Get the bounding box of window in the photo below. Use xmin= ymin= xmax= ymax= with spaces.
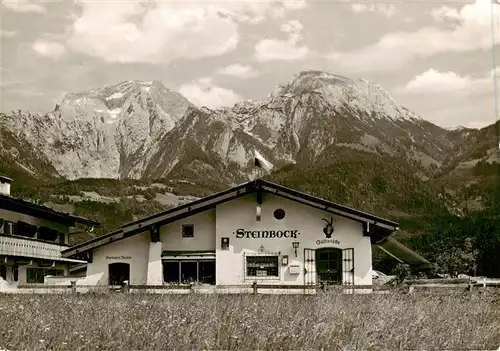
xmin=246 ymin=255 xmax=279 ymax=278
xmin=162 ymin=260 xmax=215 ymax=285
xmin=16 ymin=221 xmax=37 ymax=238
xmin=182 ymin=224 xmax=194 ymax=238
xmin=26 ymin=268 xmax=64 ymax=284
xmin=163 ymin=261 xmax=179 ymax=283
xmin=316 ymin=248 xmax=342 ymax=284
xmin=198 ymin=261 xmax=215 ymax=284
xmin=273 ymin=209 xmax=285 ymax=220
xmin=2 ymin=221 xmax=13 ymax=234
xmin=38 ymin=226 xmax=59 ymax=242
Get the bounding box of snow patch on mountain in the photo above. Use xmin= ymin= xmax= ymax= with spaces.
xmin=106 ymin=92 xmax=124 ymax=100
xmin=272 ymin=71 xmax=421 ymax=123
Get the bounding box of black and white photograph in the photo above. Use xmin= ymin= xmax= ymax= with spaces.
xmin=1 ymin=0 xmax=499 ymax=349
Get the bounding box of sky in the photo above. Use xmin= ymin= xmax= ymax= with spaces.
xmin=1 ymin=0 xmax=499 ymax=129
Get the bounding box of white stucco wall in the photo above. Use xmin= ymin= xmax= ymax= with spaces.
xmin=160 ymin=209 xmax=216 ymax=251
xmin=81 ymin=192 xmax=374 ymax=288
xmin=215 ymin=193 xmax=372 ymax=286
xmin=86 ymin=233 xmax=150 ymax=285
xmin=0 ymin=182 xmax=11 ymax=196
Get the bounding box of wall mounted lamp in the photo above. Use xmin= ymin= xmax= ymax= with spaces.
xmin=292 ymin=242 xmax=300 ymax=257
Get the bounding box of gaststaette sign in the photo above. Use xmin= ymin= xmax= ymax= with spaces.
xmin=233 ymin=228 xmax=300 ymax=239
xmin=316 ymin=238 xmax=340 ymax=245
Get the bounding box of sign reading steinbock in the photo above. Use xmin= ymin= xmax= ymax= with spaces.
xmin=233 ymin=228 xmax=300 ymax=239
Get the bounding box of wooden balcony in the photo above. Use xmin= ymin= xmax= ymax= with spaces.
xmin=0 ymin=234 xmax=69 ymax=260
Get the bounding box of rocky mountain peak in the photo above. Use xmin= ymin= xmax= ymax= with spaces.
xmin=2 ymin=70 xmax=490 ymax=184
xmin=60 ymin=80 xmax=192 ymax=115
xmin=270 ymin=70 xmax=421 ymax=123
xmin=271 ymin=70 xmax=357 ymax=97
xmin=1 ymin=79 xmax=197 ymax=180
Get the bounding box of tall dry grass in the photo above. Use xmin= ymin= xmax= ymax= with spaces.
xmin=0 ymin=291 xmax=499 ymax=350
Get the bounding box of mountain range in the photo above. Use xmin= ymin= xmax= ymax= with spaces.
xmin=1 ymin=70 xmax=499 ymax=241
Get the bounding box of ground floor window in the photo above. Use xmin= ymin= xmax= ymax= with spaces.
xmin=26 ymin=267 xmax=64 ymax=284
xmin=245 ymin=255 xmax=279 ymax=278
xmin=199 ymin=261 xmax=215 ymax=284
xmin=163 ymin=260 xmax=215 ymax=285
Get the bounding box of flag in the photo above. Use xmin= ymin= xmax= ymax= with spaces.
xmin=279 ymin=159 xmax=297 ymax=172
xmin=254 ymin=150 xmax=274 ymax=173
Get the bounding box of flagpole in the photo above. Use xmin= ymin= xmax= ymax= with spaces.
xmin=491 ymin=0 xmax=499 ymax=138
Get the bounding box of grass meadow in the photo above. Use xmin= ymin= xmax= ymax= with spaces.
xmin=1 ymin=291 xmax=500 ymax=351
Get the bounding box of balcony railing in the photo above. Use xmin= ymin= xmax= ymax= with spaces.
xmin=0 ymin=234 xmax=68 ymax=260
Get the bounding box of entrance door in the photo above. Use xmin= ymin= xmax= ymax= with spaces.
xmin=316 ymin=248 xmax=343 ymax=284
xmin=108 ymin=263 xmax=130 ymax=285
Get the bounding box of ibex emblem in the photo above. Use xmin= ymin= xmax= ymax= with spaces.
xmin=322 ymin=217 xmax=334 ymax=238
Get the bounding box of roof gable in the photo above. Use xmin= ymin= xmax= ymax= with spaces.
xmin=121 ymin=179 xmax=398 ymax=229
xmin=0 ymin=194 xmax=100 ymax=227
xmin=62 ymin=179 xmax=399 ymax=258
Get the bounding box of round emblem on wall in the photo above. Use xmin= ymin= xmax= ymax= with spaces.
xmin=274 ymin=208 xmax=285 ymax=220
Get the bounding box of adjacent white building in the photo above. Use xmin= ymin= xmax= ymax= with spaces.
xmin=61 ymin=179 xmax=430 ymax=290
xmin=0 ymin=175 xmax=100 ymax=286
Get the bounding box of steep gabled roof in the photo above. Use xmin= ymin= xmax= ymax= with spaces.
xmin=61 ymin=179 xmax=399 ymax=258
xmin=0 ymin=194 xmax=100 ymax=228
